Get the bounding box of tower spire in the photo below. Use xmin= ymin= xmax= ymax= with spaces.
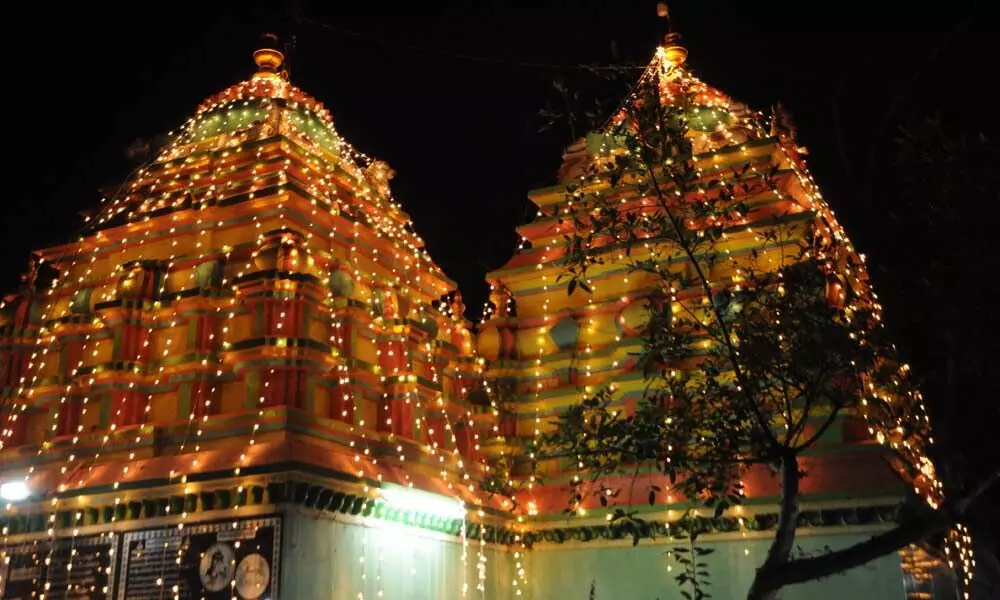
xmin=656 ymin=3 xmax=688 ymax=66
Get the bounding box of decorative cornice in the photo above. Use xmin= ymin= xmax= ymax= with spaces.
xmin=0 ymin=478 xmax=519 ymax=545
xmin=523 ymin=504 xmax=900 ymax=546
xmin=0 ymin=472 xmax=900 ymax=551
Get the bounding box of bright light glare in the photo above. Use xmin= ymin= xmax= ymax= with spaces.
xmin=380 ymin=484 xmax=465 ymax=520
xmin=0 ymin=481 xmax=31 ymax=501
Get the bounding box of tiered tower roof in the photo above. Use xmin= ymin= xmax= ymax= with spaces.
xmin=92 ymin=45 xmax=450 ymax=297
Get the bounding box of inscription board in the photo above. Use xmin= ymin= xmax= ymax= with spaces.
xmin=116 ymin=516 xmax=280 ymax=600
xmin=0 ymin=534 xmax=115 ymax=599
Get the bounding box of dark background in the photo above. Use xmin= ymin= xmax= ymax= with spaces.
xmin=6 ymin=0 xmax=997 ymax=594
xmin=6 ymin=1 xmax=990 ymax=313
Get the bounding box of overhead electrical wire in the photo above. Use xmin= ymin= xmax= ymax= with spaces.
xmin=302 ymin=17 xmax=645 ymax=72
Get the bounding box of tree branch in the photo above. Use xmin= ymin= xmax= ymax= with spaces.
xmin=793 ymin=405 xmax=842 ymax=451
xmin=752 ymin=468 xmax=1000 ymax=595
xmin=642 ymin=163 xmax=781 ymax=452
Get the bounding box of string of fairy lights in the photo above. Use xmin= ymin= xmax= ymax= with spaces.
xmin=0 ymin=180 xmax=149 ymax=593
xmin=11 ymin=229 xmax=109 ymax=595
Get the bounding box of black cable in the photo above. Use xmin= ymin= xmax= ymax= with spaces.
xmin=302 ymin=17 xmax=645 ymax=72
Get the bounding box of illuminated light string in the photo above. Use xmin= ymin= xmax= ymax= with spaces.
xmin=357 ymin=291 xmax=418 ymax=592
xmin=58 ymin=258 xmax=170 ymax=592
xmin=668 ymin=79 xmax=973 ymax=584
xmin=155 ymin=164 xmax=233 ymax=599
xmin=477 ymin=266 xmax=533 ymax=595
xmin=357 ymin=509 xmax=376 ymax=599
xmin=343 ymin=221 xmax=404 ymax=495
xmin=356 ymin=237 xmax=496 ymax=593
xmin=39 ymin=330 xmax=98 ymax=596
xmin=423 ymin=349 xmax=491 ymax=596
xmin=203 ymin=240 xmax=253 ymax=547
xmin=453 ymin=367 xmax=498 ymax=595
xmin=26 ymin=94 xmax=246 ymax=591
xmin=231 ymin=139 xmax=292 ymax=499
xmin=167 ymin=146 xmax=232 ymax=487
xmin=362 ymin=272 xmax=471 ymax=595
xmin=117 ymin=126 xmax=245 ymax=572
xmin=19 ymin=241 xmax=105 ymax=597
xmin=0 ymin=186 xmax=134 ymax=588
xmin=5 ymin=205 xmax=133 ymax=593
xmin=66 ymin=149 xmax=223 ymax=590
xmin=338 ymin=219 xmax=398 ymax=600
xmin=231 ymin=146 xmax=287 ymax=518
xmin=112 ymin=108 xmax=312 ymax=591
xmin=476 ymin=518 xmax=488 ymax=598
xmin=475 ymin=296 xmax=521 ymax=523
xmin=1 ymin=247 xmax=79 ymax=451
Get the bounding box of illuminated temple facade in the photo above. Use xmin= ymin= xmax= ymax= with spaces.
xmin=0 ymin=36 xmax=951 ymax=600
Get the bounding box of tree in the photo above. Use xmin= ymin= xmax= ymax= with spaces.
xmin=535 ymin=50 xmax=997 ymax=600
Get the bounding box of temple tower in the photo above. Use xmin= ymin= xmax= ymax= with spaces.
xmin=0 ymin=41 xmax=514 ymax=599
xmin=477 ymin=20 xmax=958 ymax=600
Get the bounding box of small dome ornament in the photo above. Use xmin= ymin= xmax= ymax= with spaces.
xmin=663 ymin=31 xmax=688 ymax=67
xmin=253 ymin=34 xmax=285 ymax=78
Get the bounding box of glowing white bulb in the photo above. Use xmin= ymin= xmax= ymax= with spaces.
xmin=0 ymin=481 xmax=31 ymax=501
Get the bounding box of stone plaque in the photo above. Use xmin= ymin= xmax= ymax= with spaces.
xmin=116 ymin=516 xmax=280 ymax=600
xmin=0 ymin=534 xmax=115 ymax=599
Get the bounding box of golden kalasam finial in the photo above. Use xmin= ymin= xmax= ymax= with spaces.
xmin=253 ymin=33 xmax=285 ymax=76
xmin=663 ymin=31 xmax=688 ymax=66
xmin=657 ymin=3 xmax=688 ymax=66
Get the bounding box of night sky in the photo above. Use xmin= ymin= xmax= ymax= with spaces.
xmin=5 ymin=1 xmax=987 ymax=314
xmin=4 ymin=0 xmax=999 ymax=587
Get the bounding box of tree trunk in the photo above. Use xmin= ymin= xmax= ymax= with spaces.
xmin=746 ymin=452 xmax=800 ymax=600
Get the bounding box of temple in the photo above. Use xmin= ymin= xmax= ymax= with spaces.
xmin=0 ymin=22 xmax=960 ymax=600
